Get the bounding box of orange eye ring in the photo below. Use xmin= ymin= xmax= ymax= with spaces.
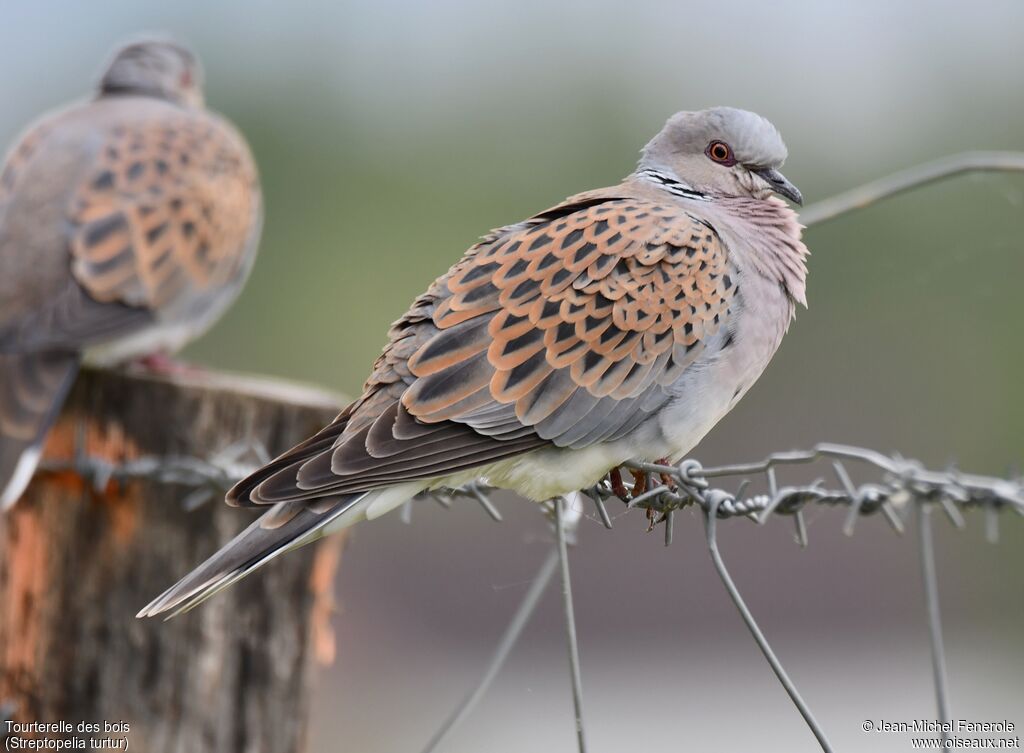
xmin=706 ymin=140 xmax=736 ymax=166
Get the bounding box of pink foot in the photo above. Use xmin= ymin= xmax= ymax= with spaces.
xmin=132 ymin=353 xmax=204 ymax=377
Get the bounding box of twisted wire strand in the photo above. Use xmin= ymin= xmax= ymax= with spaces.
xmin=421 ymin=444 xmax=1020 ymax=753
xmin=32 ymin=436 xmax=1023 ymax=753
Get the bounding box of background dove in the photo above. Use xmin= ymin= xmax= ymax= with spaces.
xmin=140 ymin=106 xmax=806 ymax=618
xmin=0 ymin=38 xmax=262 ymax=509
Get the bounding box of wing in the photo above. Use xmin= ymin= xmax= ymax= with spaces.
xmin=0 ymin=103 xmax=260 ymax=352
xmin=231 ymin=195 xmax=735 ymax=507
xmin=67 ymin=110 xmax=260 ymax=311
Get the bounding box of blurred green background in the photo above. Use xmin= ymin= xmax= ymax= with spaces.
xmin=2 ymin=1 xmax=1022 ymax=750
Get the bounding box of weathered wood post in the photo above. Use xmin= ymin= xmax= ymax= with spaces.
xmin=0 ymin=367 xmax=344 ymax=753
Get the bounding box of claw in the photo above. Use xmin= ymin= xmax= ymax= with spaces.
xmin=630 ymin=469 xmax=648 ymax=496
xmin=608 ymin=467 xmax=630 ymax=502
xmin=131 ymin=353 xmax=203 ymax=377
xmin=653 ymin=457 xmax=677 ymax=491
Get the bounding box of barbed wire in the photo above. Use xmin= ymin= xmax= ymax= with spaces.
xmin=33 ymin=437 xmax=1023 ymax=753
xmin=36 ymin=429 xmax=270 ymax=511
xmin=42 ymin=439 xmax=1021 ymax=530
xmin=415 ymin=445 xmax=1021 ymax=753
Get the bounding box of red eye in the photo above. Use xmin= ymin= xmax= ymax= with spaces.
xmin=180 ymin=69 xmax=192 ymax=87
xmin=706 ymin=140 xmax=735 ymax=165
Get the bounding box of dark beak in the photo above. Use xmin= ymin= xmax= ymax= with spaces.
xmin=754 ymin=167 xmax=803 ymax=206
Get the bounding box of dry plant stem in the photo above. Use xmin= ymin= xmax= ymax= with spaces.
xmin=556 ymin=497 xmax=588 ymax=753
xmin=917 ymin=505 xmax=953 ymax=749
xmin=702 ymin=499 xmax=835 ymax=753
xmin=800 ymin=151 xmax=1024 ymax=227
xmin=419 ymin=549 xmax=559 ymax=753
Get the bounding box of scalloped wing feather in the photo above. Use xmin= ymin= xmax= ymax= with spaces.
xmin=68 ymin=112 xmax=260 ymax=310
xmin=405 ymin=198 xmax=735 ymax=440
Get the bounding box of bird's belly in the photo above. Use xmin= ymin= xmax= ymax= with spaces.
xmin=656 ymin=357 xmax=756 ymax=461
xmin=83 ymin=319 xmax=204 ymax=366
xmin=442 ymin=440 xmax=643 ymax=502
xmin=658 ymin=286 xmax=793 ymax=461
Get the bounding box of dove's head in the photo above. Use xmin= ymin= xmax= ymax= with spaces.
xmin=99 ymin=38 xmax=204 ymax=108
xmin=639 ymin=107 xmax=801 ymax=205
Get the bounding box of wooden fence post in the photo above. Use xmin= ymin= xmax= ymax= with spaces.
xmin=0 ymin=366 xmax=344 ymax=753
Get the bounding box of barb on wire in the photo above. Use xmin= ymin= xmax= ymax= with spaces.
xmin=37 ymin=434 xmax=269 ymax=509
xmin=594 ymin=443 xmax=1024 ymax=533
xmin=413 ymin=481 xmax=503 ymax=522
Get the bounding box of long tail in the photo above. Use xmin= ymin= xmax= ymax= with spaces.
xmin=137 ymin=492 xmax=374 ymax=619
xmin=0 ymin=351 xmax=80 ymax=510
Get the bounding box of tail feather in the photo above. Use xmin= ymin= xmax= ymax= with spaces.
xmin=0 ymin=351 xmax=80 ymax=510
xmin=137 ymin=492 xmax=372 ymax=619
